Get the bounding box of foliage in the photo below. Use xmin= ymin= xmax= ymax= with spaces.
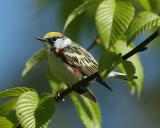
xmin=127 ymin=11 xmax=160 ymax=45
xmin=96 ymin=0 xmax=135 ymax=49
xmin=98 ymin=51 xmax=122 ymax=79
xmin=16 ymin=91 xmax=55 ymax=128
xmin=71 ymin=92 xmax=101 ymax=128
xmin=21 ymin=48 xmax=47 ymax=78
xmin=1 ymin=0 xmax=160 ymax=128
xmin=113 ymin=39 xmax=144 ymax=95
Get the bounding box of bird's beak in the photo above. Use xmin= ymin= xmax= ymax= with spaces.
xmin=35 ymin=36 xmax=47 ymax=42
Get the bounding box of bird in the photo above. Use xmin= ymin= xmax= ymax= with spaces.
xmin=36 ymin=32 xmax=135 ymax=101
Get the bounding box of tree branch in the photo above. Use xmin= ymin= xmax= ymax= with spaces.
xmin=55 ymin=30 xmax=159 ymax=102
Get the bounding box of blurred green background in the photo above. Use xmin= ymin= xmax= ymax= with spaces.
xmin=0 ymin=0 xmax=160 ymax=128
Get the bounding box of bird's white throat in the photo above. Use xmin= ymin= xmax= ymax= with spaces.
xmin=54 ymin=38 xmax=72 ymax=52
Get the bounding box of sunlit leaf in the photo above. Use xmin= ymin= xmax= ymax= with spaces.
xmin=22 ymin=48 xmax=47 ymax=78
xmin=0 ymin=116 xmax=14 ymax=128
xmin=138 ymin=0 xmax=151 ymax=11
xmin=16 ymin=91 xmax=38 ymax=128
xmin=0 ymin=87 xmax=32 ymax=99
xmin=127 ymin=11 xmax=160 ymax=45
xmin=98 ymin=51 xmax=122 ymax=79
xmin=64 ymin=0 xmax=101 ymax=31
xmin=16 ymin=91 xmax=55 ymax=128
xmin=96 ymin=0 xmax=134 ymax=49
xmin=71 ymin=92 xmax=101 ymax=128
xmin=138 ymin=0 xmax=160 ymax=13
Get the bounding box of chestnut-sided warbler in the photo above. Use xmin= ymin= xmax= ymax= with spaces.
xmin=36 ymin=32 xmax=129 ymax=101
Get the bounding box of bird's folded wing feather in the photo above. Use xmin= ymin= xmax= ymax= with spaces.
xmin=63 ymin=43 xmax=98 ymax=76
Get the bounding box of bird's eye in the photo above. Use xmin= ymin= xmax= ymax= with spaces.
xmin=52 ymin=37 xmax=57 ymax=41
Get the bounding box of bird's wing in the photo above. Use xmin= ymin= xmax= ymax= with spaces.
xmin=63 ymin=43 xmax=98 ymax=76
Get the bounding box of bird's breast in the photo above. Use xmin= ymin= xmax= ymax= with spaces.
xmin=48 ymin=54 xmax=82 ymax=85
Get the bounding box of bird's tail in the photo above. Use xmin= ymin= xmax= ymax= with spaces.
xmin=108 ymin=71 xmax=138 ymax=80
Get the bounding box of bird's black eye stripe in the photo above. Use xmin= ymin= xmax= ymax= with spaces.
xmin=47 ymin=36 xmax=63 ymax=45
xmin=48 ymin=36 xmax=63 ymax=42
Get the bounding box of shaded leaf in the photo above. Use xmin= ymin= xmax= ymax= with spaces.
xmin=16 ymin=91 xmax=55 ymax=128
xmin=63 ymin=0 xmax=101 ymax=31
xmin=0 ymin=98 xmax=17 ymax=115
xmin=22 ymin=48 xmax=47 ymax=78
xmin=0 ymin=87 xmax=32 ymax=99
xmin=96 ymin=0 xmax=134 ymax=49
xmin=127 ymin=11 xmax=160 ymax=45
xmin=98 ymin=51 xmax=122 ymax=79
xmin=71 ymin=92 xmax=101 ymax=128
xmin=48 ymin=68 xmax=66 ymax=96
xmin=122 ymin=60 xmax=136 ymax=80
xmin=48 ymin=54 xmax=80 ymax=85
xmin=35 ymin=94 xmax=55 ymax=128
xmin=0 ymin=116 xmax=14 ymax=128
xmin=113 ymin=39 xmax=143 ymax=96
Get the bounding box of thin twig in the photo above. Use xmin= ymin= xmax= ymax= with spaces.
xmin=87 ymin=40 xmax=97 ymax=51
xmin=122 ymin=30 xmax=159 ymax=60
xmin=87 ymin=36 xmax=99 ymax=51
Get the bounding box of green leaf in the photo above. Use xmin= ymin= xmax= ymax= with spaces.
xmin=96 ymin=0 xmax=134 ymax=49
xmin=63 ymin=0 xmax=101 ymax=31
xmin=22 ymin=48 xmax=47 ymax=78
xmin=71 ymin=92 xmax=101 ymax=128
xmin=0 ymin=116 xmax=14 ymax=128
xmin=16 ymin=91 xmax=55 ymax=128
xmin=113 ymin=39 xmax=144 ymax=96
xmin=0 ymin=87 xmax=32 ymax=99
xmin=122 ymin=60 xmax=136 ymax=80
xmin=0 ymin=98 xmax=17 ymax=115
xmin=48 ymin=68 xmax=66 ymax=96
xmin=127 ymin=11 xmax=160 ymax=45
xmin=138 ymin=0 xmax=160 ymax=13
xmin=151 ymin=0 xmax=160 ymax=13
xmin=35 ymin=95 xmax=55 ymax=128
xmin=16 ymin=91 xmax=38 ymax=128
xmin=98 ymin=51 xmax=122 ymax=79
xmin=138 ymin=0 xmax=151 ymax=11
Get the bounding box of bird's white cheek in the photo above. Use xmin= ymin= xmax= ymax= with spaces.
xmin=54 ymin=38 xmax=72 ymax=49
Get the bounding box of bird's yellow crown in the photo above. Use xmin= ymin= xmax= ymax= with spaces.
xmin=44 ymin=32 xmax=63 ymax=38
